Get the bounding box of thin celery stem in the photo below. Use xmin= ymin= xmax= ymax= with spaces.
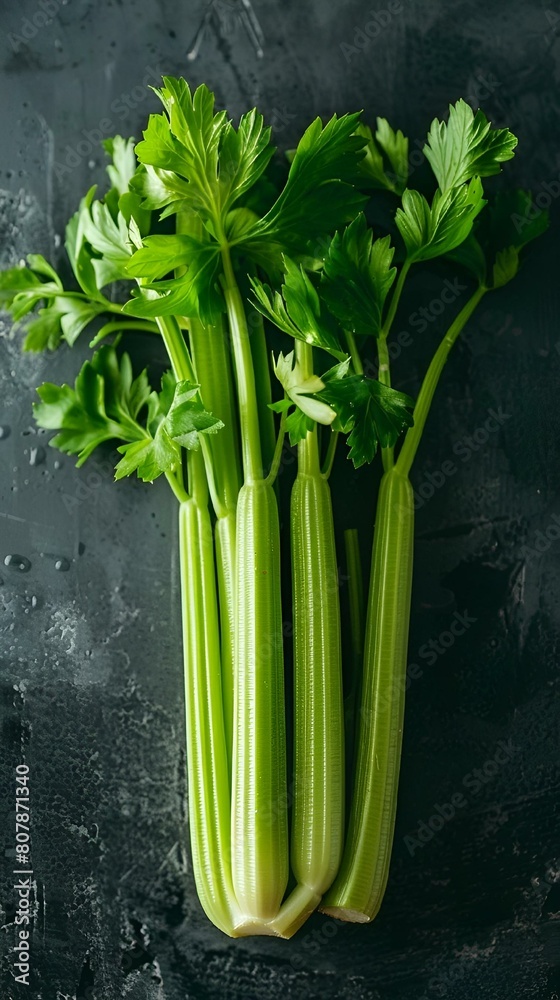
xmin=165 ymin=470 xmax=189 ymax=504
xmin=396 ymin=285 xmax=487 ymax=477
xmin=89 ymin=319 xmax=159 ymax=348
xmin=321 ymin=430 xmax=339 ymax=479
xmin=345 ymin=329 xmax=363 ymax=374
xmin=264 ymin=410 xmax=287 ymax=487
xmin=378 ymin=260 xmax=410 ymax=472
xmin=247 ymin=292 xmax=277 ymax=475
xmin=220 ymin=245 xmax=263 ymax=482
xmin=380 ymin=260 xmax=410 ymax=341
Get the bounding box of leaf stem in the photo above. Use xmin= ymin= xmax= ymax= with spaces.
xmin=380 ymin=260 xmax=410 ymax=341
xmin=345 ymin=329 xmax=363 ymax=374
xmin=220 ymin=245 xmax=263 ymax=482
xmin=396 ymin=284 xmax=486 ymax=477
xmin=165 ymin=469 xmax=189 ymax=504
xmin=321 ymin=430 xmax=339 ymax=480
xmin=264 ymin=409 xmax=287 ymax=487
xmin=89 ymin=319 xmax=159 ymax=348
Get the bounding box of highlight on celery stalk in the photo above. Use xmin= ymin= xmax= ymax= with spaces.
xmin=0 ymin=82 xmax=547 ymax=939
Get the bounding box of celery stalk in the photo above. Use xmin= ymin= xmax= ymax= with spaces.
xmin=321 ymin=466 xmax=414 ymax=921
xmin=221 ymin=247 xmax=288 ymax=924
xmin=179 ymin=456 xmax=239 ymax=935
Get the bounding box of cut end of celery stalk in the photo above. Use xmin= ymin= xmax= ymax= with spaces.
xmin=231 ymin=917 xmax=283 ymax=938
xmin=319 ymin=904 xmax=372 ymax=923
xmin=267 ymin=882 xmax=322 ymax=939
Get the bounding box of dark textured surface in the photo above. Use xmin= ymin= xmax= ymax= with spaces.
xmin=1 ymin=1 xmax=559 ymax=998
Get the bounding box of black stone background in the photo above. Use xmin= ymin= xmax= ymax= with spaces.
xmin=0 ymin=0 xmax=559 ymax=997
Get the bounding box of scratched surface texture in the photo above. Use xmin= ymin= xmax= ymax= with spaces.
xmin=0 ymin=0 xmax=559 ymax=998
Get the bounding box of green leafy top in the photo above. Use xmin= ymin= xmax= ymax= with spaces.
xmin=424 ymin=99 xmax=517 ymax=193
xmin=33 ymin=343 xmax=223 ymax=482
xmin=320 ymin=213 xmax=396 ymax=335
xmin=319 ymin=363 xmax=415 ymax=467
xmin=395 ymin=177 xmax=485 ymax=263
xmin=135 ymin=78 xmax=274 ymax=224
xmin=357 ymin=118 xmax=409 ymax=195
xmin=394 ymin=100 xmax=518 ymax=266
xmin=249 ymin=257 xmax=346 ymax=360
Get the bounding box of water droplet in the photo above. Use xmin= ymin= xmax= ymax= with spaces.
xmin=29 ymin=446 xmax=46 ymax=467
xmin=4 ymin=554 xmax=31 ymax=573
xmin=54 ymin=557 xmax=70 ymax=572
xmin=78 ymin=542 xmax=86 ymax=556
xmin=0 ymin=425 xmax=11 ymax=440
xmin=53 ymin=459 xmax=62 ymax=470
xmin=88 ymin=159 xmax=96 ymax=169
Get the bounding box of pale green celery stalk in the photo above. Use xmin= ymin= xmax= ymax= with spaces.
xmin=175 ymin=210 xmax=243 ymax=765
xmin=269 ymin=340 xmax=344 ymax=939
xmin=221 ymin=245 xmax=288 ymax=927
xmin=343 ymin=528 xmax=365 ymax=793
xmin=322 ymin=284 xmax=486 ymax=922
xmin=154 ymin=313 xmax=240 ymax=935
xmin=179 ymin=450 xmax=240 ymax=936
xmin=321 ymin=466 xmax=413 ymax=922
xmin=187 ymin=314 xmax=240 ymax=768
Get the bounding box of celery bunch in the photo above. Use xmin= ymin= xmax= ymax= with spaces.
xmin=0 ymin=82 xmax=545 ymax=936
